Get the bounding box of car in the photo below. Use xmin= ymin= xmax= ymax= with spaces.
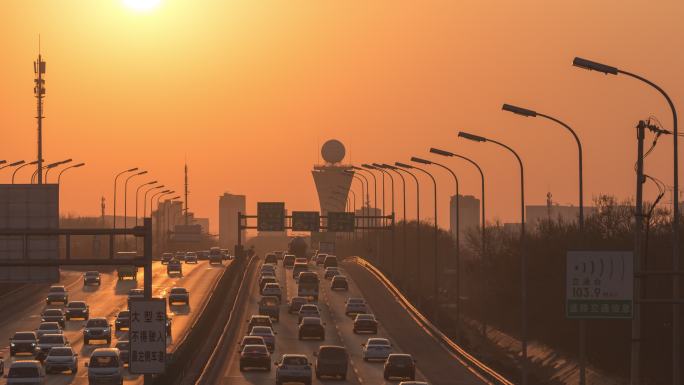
xmin=316 ymin=253 xmax=327 ymax=265
xmin=261 ymin=264 xmax=276 ymax=275
xmin=289 ymin=297 xmax=308 ymax=314
xmin=295 ymin=257 xmax=308 ymax=265
xmin=298 ymin=317 xmax=325 ymax=340
xmin=167 ymin=259 xmax=183 ymax=276
xmin=161 ymin=252 xmax=174 ymax=264
xmin=258 ymin=296 xmax=280 ymax=321
xmin=298 ymin=304 xmax=320 ymax=323
xmin=331 ymin=275 xmax=348 ymax=290
xmin=174 ymin=251 xmax=186 ymax=261
xmin=249 ymin=326 xmax=277 ymax=352
xmin=86 ymin=348 xmax=123 ymax=385
xmin=128 ymin=288 xmax=144 ymax=301
xmin=45 ymin=285 xmax=68 ymax=304
xmin=184 ymin=252 xmax=198 ymax=264
xmin=353 ymin=313 xmax=378 ymax=334
xmin=115 ymin=310 xmax=130 ymax=331
xmin=209 ymin=247 xmax=223 ymax=265
xmin=384 ymin=354 xmax=417 ymax=381
xmin=44 ymin=346 xmax=78 ymax=374
xmin=260 ymin=270 xmax=276 ymax=281
xmin=246 ymin=315 xmax=272 ymax=334
xmin=35 ymin=322 xmax=62 ymax=339
xmin=65 ymin=301 xmax=89 ymax=320
xmin=238 ymin=335 xmax=266 ymax=351
xmin=239 ymin=344 xmax=271 ymax=371
xmin=6 ymin=361 xmax=45 ymax=384
xmin=168 ymin=287 xmax=190 ymax=306
xmin=362 ymin=338 xmax=392 ymax=361
xmin=83 ymin=271 xmax=101 ymax=286
xmin=83 ymin=317 xmax=112 ymax=345
xmin=262 ymin=283 xmax=282 ymax=302
xmin=10 ymin=331 xmax=38 ymax=356
xmin=115 ymin=340 xmax=129 ymax=365
xmin=36 ymin=334 xmax=69 ymax=361
xmin=41 ymin=309 xmax=65 ymax=328
xmin=323 ymin=255 xmax=338 ymax=269
xmin=344 ymin=297 xmax=368 ymax=316
xmin=293 ymin=263 xmax=308 ymax=280
xmin=197 ymin=250 xmax=209 ymax=260
xmin=259 ymin=276 xmax=277 ymax=293
xmin=264 ymin=253 xmax=278 ymax=265
xmin=324 ymin=267 xmax=341 ymax=280
xmin=314 ymin=345 xmax=348 ymax=380
xmin=283 ymin=254 xmax=296 ymax=268
xmin=275 ymin=354 xmax=312 ymax=385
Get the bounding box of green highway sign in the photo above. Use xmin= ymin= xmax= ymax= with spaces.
xmin=292 ymin=211 xmax=320 ymax=232
xmin=257 ymin=202 xmax=285 ymax=232
xmin=327 ymin=212 xmax=355 ymax=232
xmin=566 ymin=251 xmax=633 ymax=319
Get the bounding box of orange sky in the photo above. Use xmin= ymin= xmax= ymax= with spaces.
xmin=1 ymin=0 xmax=683 ymax=233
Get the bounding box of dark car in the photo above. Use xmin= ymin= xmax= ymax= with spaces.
xmin=65 ymin=301 xmax=89 ymax=320
xmin=283 ymin=254 xmax=296 ymax=268
xmin=353 ymin=313 xmax=379 ymax=334
xmin=259 ymin=276 xmax=277 ymax=293
xmin=168 ymin=287 xmax=190 ymax=306
xmin=41 ymin=309 xmax=66 ymax=328
xmin=314 ymin=345 xmax=348 ymax=380
xmin=83 ymin=271 xmax=101 ymax=286
xmin=9 ymin=331 xmax=37 ymax=356
xmin=239 ymin=344 xmax=271 ymax=372
xmin=258 ymin=296 xmax=280 ymax=321
xmin=115 ymin=340 xmax=130 ymax=365
xmin=184 ymin=252 xmax=198 ymax=264
xmin=384 ymin=354 xmax=417 ymax=381
xmin=36 ymin=334 xmax=68 ymax=361
xmin=323 ymin=255 xmax=338 ymax=269
xmin=264 ymin=253 xmax=278 ymax=265
xmin=115 ymin=310 xmax=130 ymax=331
xmin=246 ymin=315 xmax=272 ymax=334
xmin=289 ymin=297 xmax=308 ymax=314
xmin=331 ymin=275 xmax=348 ymax=291
xmin=298 ymin=317 xmax=325 ymax=340
xmin=167 ymin=260 xmax=183 ymax=276
xmin=83 ymin=317 xmax=112 ymax=344
xmin=46 ymin=285 xmax=68 ymax=305
xmin=161 ymin=252 xmax=174 ymax=264
xmin=316 ymin=253 xmax=327 ymax=265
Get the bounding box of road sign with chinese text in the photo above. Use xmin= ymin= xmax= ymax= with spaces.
xmin=257 ymin=202 xmax=285 ymax=231
xmin=129 ymin=299 xmax=167 ymax=374
xmin=292 ymin=211 xmax=320 ymax=232
xmin=327 ymin=212 xmax=355 ymax=232
xmin=566 ymin=251 xmax=633 ymax=319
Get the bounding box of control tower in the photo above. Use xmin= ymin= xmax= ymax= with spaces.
xmin=312 ymin=139 xmax=353 ymax=215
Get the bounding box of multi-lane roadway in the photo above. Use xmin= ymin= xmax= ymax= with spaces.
xmin=0 ymin=259 xmax=227 ymax=385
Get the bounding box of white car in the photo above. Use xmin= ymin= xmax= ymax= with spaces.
xmin=344 ymin=298 xmax=368 ymax=316
xmin=362 ymin=338 xmax=392 ymax=361
xmin=6 ymin=361 xmax=45 ymax=385
xmin=275 ymin=354 xmax=312 ymax=385
xmin=86 ymin=348 xmax=123 ymax=385
xmin=262 ymin=283 xmax=282 ymax=302
xmin=35 ymin=322 xmax=63 ymax=339
xmin=250 ymin=326 xmax=277 ymax=352
xmin=44 ymin=346 xmax=78 ymax=374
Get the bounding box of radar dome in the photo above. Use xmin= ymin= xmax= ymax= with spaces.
xmin=321 ymin=139 xmax=345 ymax=164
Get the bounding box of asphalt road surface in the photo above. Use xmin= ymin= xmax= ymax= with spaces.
xmin=0 ymin=259 xmax=227 ymax=385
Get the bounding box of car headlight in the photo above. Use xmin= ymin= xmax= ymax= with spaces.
xmin=31 ymin=343 xmax=36 ymax=346
xmin=84 ymin=329 xmax=90 ymax=333
xmin=10 ymin=343 xmax=15 ymax=347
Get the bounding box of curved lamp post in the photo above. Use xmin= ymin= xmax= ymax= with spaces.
xmin=57 ymin=162 xmax=85 ymax=184
xmin=44 ymin=159 xmax=73 ymax=183
xmin=0 ymin=160 xmax=25 ymax=171
xmin=113 ymin=168 xmax=139 ymax=229
xmin=381 ymin=163 xmax=408 ymax=288
xmin=135 ymin=180 xmax=158 ymax=226
xmin=12 ymin=160 xmax=39 ymax=184
xmin=123 ymin=171 xmax=147 ymax=229
xmin=144 ymin=185 xmax=165 ymax=219
xmin=395 ymin=162 xmax=422 ymax=302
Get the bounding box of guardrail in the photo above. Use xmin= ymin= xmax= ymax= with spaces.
xmin=351 ymin=257 xmax=514 ymax=385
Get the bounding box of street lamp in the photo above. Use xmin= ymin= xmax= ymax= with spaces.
xmin=164 ymin=196 xmax=182 ymax=248
xmin=0 ymin=160 xmax=25 ymax=171
xmin=407 ymin=159 xmax=439 ymax=319
xmin=124 ymin=171 xmax=147 ymax=229
xmin=155 ymin=191 xmax=175 ymax=251
xmin=44 ymin=159 xmax=73 ymax=182
xmin=113 ymin=168 xmax=139 ymax=229
xmin=57 ymin=163 xmax=85 ymax=184
xmin=363 ymin=164 xmax=385 ymax=216
xmin=363 ymin=164 xmax=387 ymax=269
xmin=12 ymin=160 xmax=39 ymax=184
xmin=573 ymin=57 xmax=680 ymax=385
xmin=135 ymin=180 xmax=158 ymax=226
xmin=373 ymin=163 xmax=396 ymax=278
xmin=32 ymin=160 xmax=70 ymax=183
xmin=380 ymin=163 xmax=408 ymax=288
xmin=144 ymin=185 xmax=165 ymax=219
xmin=345 ymin=170 xmax=368 ymax=242
xmin=394 ymin=162 xmax=422 ymax=301
xmin=458 ymin=130 xmax=527 ymax=385
xmin=353 ymin=166 xmax=377 ymax=215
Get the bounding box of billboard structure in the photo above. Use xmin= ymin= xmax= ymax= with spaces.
xmin=0 ymin=184 xmax=59 ymax=282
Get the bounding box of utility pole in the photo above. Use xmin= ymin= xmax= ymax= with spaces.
xmin=631 ymin=121 xmax=646 ymax=385
xmin=33 ymin=38 xmax=46 ymax=184
xmin=101 ymin=197 xmax=106 ymax=226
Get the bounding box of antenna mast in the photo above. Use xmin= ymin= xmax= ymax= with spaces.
xmin=184 ymin=162 xmax=189 ymax=225
xmin=34 ymin=36 xmax=46 ymax=184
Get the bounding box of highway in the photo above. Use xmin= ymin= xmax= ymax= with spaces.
xmin=0 ymin=259 xmax=227 ymax=385
xmin=210 ymin=257 xmax=485 ymax=385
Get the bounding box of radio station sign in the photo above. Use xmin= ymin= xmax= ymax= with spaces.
xmin=257 ymin=202 xmax=285 ymax=232
xmin=129 ymin=298 xmax=167 ymax=374
xmin=327 ymin=212 xmax=355 ymax=232
xmin=292 ymin=211 xmax=320 ymax=232
xmin=566 ymin=251 xmax=633 ymax=319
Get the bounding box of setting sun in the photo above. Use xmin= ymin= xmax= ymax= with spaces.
xmin=123 ymin=0 xmax=161 ymax=12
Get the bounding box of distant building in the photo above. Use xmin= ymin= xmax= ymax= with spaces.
xmin=355 ymin=206 xmax=382 ymax=228
xmin=219 ymin=193 xmax=246 ymax=250
xmin=526 ymin=205 xmax=596 ymax=228
xmin=312 ymin=140 xmax=353 ymax=225
xmin=191 ymin=217 xmax=210 ymax=234
xmin=450 ymin=194 xmax=479 ymax=242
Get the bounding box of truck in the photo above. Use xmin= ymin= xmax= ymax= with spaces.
xmin=209 ymin=247 xmax=223 ymax=265
xmin=297 ymin=271 xmax=319 ymax=301
xmin=288 ymin=237 xmax=308 ymax=260
xmin=116 ymin=252 xmax=139 ymax=281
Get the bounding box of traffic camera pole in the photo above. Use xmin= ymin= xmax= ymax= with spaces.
xmin=631 ymin=121 xmax=645 ymax=385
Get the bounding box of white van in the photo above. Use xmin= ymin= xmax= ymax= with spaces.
xmin=86 ymin=348 xmax=123 ymax=385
